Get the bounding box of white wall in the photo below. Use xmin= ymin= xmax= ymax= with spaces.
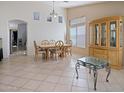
xmin=0 ymin=1 xmax=66 ymax=58
xmin=67 ymin=1 xmax=124 ymax=56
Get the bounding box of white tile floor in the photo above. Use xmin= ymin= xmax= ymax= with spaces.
xmin=0 ymin=54 xmax=124 ymax=92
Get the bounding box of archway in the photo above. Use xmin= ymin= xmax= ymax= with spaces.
xmin=8 ymin=19 xmax=27 ymax=55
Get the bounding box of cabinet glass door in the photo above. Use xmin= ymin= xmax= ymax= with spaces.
xmin=120 ymin=21 xmax=123 ymax=47
xmin=95 ymin=24 xmax=99 ymax=45
xmin=89 ymin=25 xmax=94 ymax=46
xmin=101 ymin=23 xmax=106 ymax=46
xmin=110 ymin=21 xmax=116 ymax=47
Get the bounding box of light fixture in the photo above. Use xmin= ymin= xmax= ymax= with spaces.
xmin=50 ymin=1 xmax=57 ymax=18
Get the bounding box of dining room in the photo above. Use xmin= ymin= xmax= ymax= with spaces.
xmin=33 ymin=40 xmax=72 ymax=61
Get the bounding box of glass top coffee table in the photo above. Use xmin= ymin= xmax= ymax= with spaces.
xmin=75 ymin=56 xmax=111 ymax=90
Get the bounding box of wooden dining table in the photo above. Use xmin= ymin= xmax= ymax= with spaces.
xmin=39 ymin=44 xmax=72 ymax=60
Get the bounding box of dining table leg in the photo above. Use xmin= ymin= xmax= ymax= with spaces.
xmin=46 ymin=48 xmax=49 ymax=61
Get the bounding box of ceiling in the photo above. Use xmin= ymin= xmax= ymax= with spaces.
xmin=43 ymin=1 xmax=104 ymax=8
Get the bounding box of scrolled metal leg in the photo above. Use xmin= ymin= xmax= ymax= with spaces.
xmin=75 ymin=62 xmax=80 ymax=79
xmin=93 ymin=69 xmax=97 ymax=90
xmin=106 ymin=65 xmax=111 ymax=82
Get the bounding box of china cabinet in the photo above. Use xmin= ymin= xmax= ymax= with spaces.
xmin=89 ymin=16 xmax=124 ymax=69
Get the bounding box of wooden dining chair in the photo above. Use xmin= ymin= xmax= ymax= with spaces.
xmin=65 ymin=40 xmax=72 ymax=56
xmin=50 ymin=40 xmax=64 ymax=60
xmin=33 ymin=41 xmax=46 ymax=61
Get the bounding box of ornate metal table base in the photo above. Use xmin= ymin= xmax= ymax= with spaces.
xmin=75 ymin=57 xmax=111 ymax=90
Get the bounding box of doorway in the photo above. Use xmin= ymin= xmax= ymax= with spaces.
xmin=10 ymin=29 xmax=18 ymax=54
xmin=8 ymin=19 xmax=27 ymax=55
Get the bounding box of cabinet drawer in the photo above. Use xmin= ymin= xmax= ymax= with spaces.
xmin=89 ymin=48 xmax=94 ymax=55
xmin=94 ymin=54 xmax=108 ymax=59
xmin=94 ymin=49 xmax=107 ymax=55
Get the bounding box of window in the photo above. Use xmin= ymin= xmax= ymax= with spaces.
xmin=70 ymin=27 xmax=76 ymax=47
xmin=70 ymin=17 xmax=86 ymax=48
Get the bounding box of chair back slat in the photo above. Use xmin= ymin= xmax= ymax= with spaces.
xmin=55 ymin=40 xmax=64 ymax=49
xmin=41 ymin=40 xmax=49 ymax=45
xmin=49 ymin=40 xmax=56 ymax=45
xmin=65 ymin=40 xmax=72 ymax=45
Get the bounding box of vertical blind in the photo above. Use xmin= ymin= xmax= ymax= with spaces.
xmin=70 ymin=17 xmax=86 ymax=48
